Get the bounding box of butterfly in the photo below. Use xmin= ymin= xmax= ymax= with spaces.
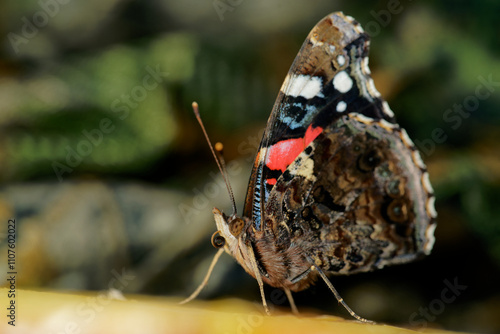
xmin=183 ymin=12 xmax=437 ymax=322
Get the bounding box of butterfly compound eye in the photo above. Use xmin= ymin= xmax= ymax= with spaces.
xmin=229 ymin=217 xmax=245 ymax=237
xmin=211 ymin=231 xmax=226 ymax=248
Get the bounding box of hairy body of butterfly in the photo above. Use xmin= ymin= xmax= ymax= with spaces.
xmin=188 ymin=12 xmax=437 ymax=322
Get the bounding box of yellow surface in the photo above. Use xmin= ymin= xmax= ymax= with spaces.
xmin=0 ymin=288 xmax=464 ymax=334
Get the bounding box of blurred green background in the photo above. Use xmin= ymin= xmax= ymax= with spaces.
xmin=0 ymin=0 xmax=499 ymax=333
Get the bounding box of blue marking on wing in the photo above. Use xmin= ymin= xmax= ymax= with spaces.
xmin=278 ymin=102 xmax=318 ymax=130
xmin=252 ymin=165 xmax=263 ymax=229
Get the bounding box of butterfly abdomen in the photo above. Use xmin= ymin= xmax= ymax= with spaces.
xmin=249 ymin=229 xmax=318 ymax=292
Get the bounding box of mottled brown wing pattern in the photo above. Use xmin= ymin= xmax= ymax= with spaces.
xmin=263 ymin=114 xmax=436 ymax=278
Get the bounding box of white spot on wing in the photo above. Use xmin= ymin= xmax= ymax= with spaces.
xmin=345 ymin=15 xmax=364 ymax=33
xmin=427 ymin=196 xmax=437 ymax=218
xmin=336 ymin=101 xmax=347 ymax=112
xmin=337 ymin=55 xmax=345 ymax=66
xmin=362 ymin=57 xmax=371 ymax=75
xmin=412 ymin=150 xmax=426 ymax=170
xmin=400 ymin=130 xmax=427 ymax=169
xmin=400 ymin=129 xmax=415 ymax=147
xmin=382 ymin=101 xmax=395 ymax=118
xmin=422 ymin=172 xmax=434 ymax=194
xmin=280 ymin=73 xmax=291 ymax=93
xmin=332 ymin=71 xmax=353 ymax=93
xmin=352 ymin=113 xmax=374 ymax=124
xmin=378 ymin=119 xmax=397 ymax=131
xmin=424 ymin=222 xmax=436 ymax=253
xmin=283 ymin=74 xmax=323 ymax=99
xmin=366 ymin=78 xmax=381 ymax=97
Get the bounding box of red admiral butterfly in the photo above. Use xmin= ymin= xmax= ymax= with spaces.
xmin=183 ymin=12 xmax=437 ymax=322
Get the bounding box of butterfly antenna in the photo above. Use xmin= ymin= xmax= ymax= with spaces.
xmin=214 ymin=142 xmax=238 ymax=215
xmin=192 ymin=102 xmax=238 ymax=215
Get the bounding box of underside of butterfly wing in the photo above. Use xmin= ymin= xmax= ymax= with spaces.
xmin=261 ymin=114 xmax=436 ymax=286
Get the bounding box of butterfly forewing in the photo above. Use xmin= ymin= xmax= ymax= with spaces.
xmin=244 ymin=12 xmax=397 ymax=229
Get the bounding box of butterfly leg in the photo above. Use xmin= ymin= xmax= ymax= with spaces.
xmin=284 ymin=288 xmax=299 ymax=315
xmin=246 ymin=243 xmax=271 ymax=315
xmin=179 ymin=248 xmax=224 ymax=305
xmin=311 ymin=262 xmax=375 ymax=324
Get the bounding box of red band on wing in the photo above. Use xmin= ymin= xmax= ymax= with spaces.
xmin=266 ymin=178 xmax=277 ymax=185
xmin=304 ymin=123 xmax=323 ymax=144
xmin=266 ymin=124 xmax=323 ymax=173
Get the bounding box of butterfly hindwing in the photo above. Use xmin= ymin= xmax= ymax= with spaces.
xmin=264 ymin=114 xmax=437 ymax=274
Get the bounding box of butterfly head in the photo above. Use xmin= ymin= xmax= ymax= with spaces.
xmin=211 ymin=207 xmax=260 ymax=280
xmin=211 ymin=207 xmax=246 ymax=252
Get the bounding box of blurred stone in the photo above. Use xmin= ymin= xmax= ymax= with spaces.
xmin=0 ymin=181 xmax=216 ymax=292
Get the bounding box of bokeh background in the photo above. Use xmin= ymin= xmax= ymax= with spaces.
xmin=1 ymin=0 xmax=499 ymax=333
